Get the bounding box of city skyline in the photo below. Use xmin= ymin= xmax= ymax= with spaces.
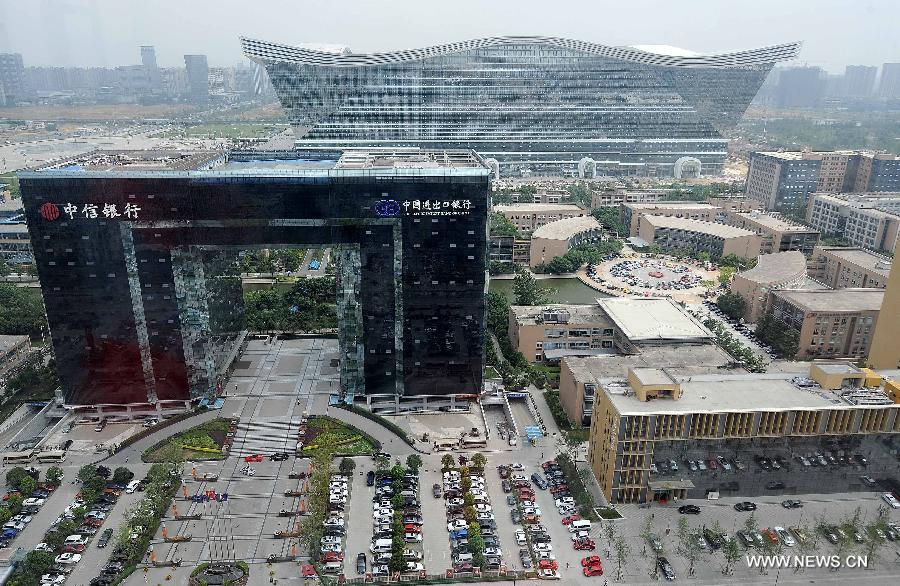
xmin=0 ymin=0 xmax=898 ymax=72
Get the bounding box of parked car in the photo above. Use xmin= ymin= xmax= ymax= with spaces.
xmin=734 ymin=501 xmax=756 ymax=512
xmin=678 ymin=505 xmax=700 ymax=515
xmin=657 ymin=557 xmax=676 ymax=581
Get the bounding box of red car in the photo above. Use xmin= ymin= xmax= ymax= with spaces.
xmin=62 ymin=544 xmax=86 ymax=554
xmin=541 ymin=461 xmax=557 ymax=470
xmin=562 ymin=514 xmax=582 ymax=525
xmin=322 ymin=551 xmax=343 ymax=562
xmin=573 ymin=539 xmax=596 ymax=551
xmin=583 ymin=564 xmax=604 ymax=577
xmin=538 ymin=560 xmax=559 ymax=571
xmin=82 ymin=517 xmax=103 ymax=528
xmin=404 ymin=524 xmax=421 ymax=533
xmin=707 ymin=458 xmax=718 ymax=470
xmin=2 ymin=491 xmax=21 ymax=501
xmin=550 ymin=485 xmax=569 ymax=494
xmin=245 ymin=454 xmax=264 ymax=462
xmin=581 ymin=556 xmax=602 ymax=567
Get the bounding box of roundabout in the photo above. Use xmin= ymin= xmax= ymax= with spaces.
xmin=584 ymin=255 xmax=721 ymax=302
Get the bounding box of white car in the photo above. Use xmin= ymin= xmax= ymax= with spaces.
xmin=374 ymin=515 xmax=392 ymax=525
xmin=534 ymin=542 xmax=553 ymax=552
xmin=22 ymin=498 xmax=45 ymax=507
xmin=404 ymin=562 xmax=425 ymax=572
xmin=474 ymin=503 xmax=492 ymax=513
xmin=774 ymin=527 xmax=796 ymax=547
xmin=539 ymin=569 xmax=561 ymax=580
xmin=537 ymin=551 xmax=556 ymax=561
xmin=515 ymin=530 xmax=527 ymax=545
xmin=520 ymin=500 xmax=536 ymax=508
xmin=404 ymin=532 xmax=423 ymax=542
xmin=447 ymin=519 xmax=467 ymax=532
xmin=321 ymin=543 xmax=343 ymax=553
xmin=35 ymin=542 xmax=54 ymax=552
xmin=55 ymin=553 xmax=82 ymax=564
xmin=476 ymin=512 xmax=495 ymax=522
xmin=40 ymin=575 xmax=65 ymax=586
xmin=484 ymin=547 xmax=502 ymax=556
xmin=555 ymin=497 xmax=575 ymax=506
xmin=321 ymin=535 xmax=342 ymax=545
xmin=3 ymin=522 xmax=25 ymax=532
xmin=373 ymin=508 xmax=393 ymax=518
xmin=403 ymin=549 xmax=423 ymax=560
xmin=882 ymin=493 xmax=900 ymax=509
xmin=522 ymin=507 xmax=541 ymax=516
xmin=241 ymin=467 xmax=255 ymax=476
xmin=511 ymin=463 xmax=525 ymax=471
xmin=446 ymin=498 xmax=463 ymax=507
xmin=511 ymin=474 xmax=528 ymax=482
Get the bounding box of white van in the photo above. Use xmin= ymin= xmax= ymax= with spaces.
xmin=125 ymin=480 xmax=141 ymax=494
xmin=568 ymin=520 xmax=592 ymax=533
xmin=323 ymin=561 xmax=342 ymax=573
xmin=371 ymin=539 xmax=393 ymax=553
xmin=64 ymin=534 xmax=88 ymax=546
xmin=453 ymin=552 xmax=473 ymax=563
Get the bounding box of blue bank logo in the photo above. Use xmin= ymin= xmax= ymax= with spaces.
xmin=375 ymin=199 xmax=401 ymax=218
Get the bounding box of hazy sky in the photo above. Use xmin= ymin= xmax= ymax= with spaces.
xmin=0 ymin=0 xmax=896 ymax=72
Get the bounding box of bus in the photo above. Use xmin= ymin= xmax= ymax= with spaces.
xmin=433 ymin=439 xmax=459 ymax=452
xmin=35 ymin=450 xmax=66 ymax=464
xmin=2 ymin=450 xmax=34 ymax=465
xmin=459 ymin=437 xmax=487 ymax=450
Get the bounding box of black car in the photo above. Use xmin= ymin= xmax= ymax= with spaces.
xmin=781 ymin=499 xmax=803 ymax=509
xmin=90 ymin=578 xmax=113 ymax=586
xmin=271 ymin=452 xmax=290 ymax=461
xmin=678 ymin=505 xmax=701 ymax=514
xmin=372 ymin=452 xmax=391 ymax=461
xmin=356 ymin=552 xmax=366 ymax=574
xmin=366 ymin=471 xmax=376 ymax=486
xmin=766 ymin=481 xmax=786 ymax=490
xmin=734 ymin=501 xmax=757 ymax=512
xmin=657 ymin=557 xmax=676 ymax=581
xmin=98 ymin=528 xmax=113 ymax=548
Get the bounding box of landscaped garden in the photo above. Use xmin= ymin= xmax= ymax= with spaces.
xmin=298 ymin=416 xmax=376 ymax=457
xmin=143 ymin=418 xmax=233 ymax=462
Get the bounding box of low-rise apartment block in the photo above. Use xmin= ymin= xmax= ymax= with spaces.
xmin=724 ymin=211 xmax=820 ymax=254
xmin=706 ymin=196 xmax=763 ymax=221
xmin=0 ymin=223 xmax=32 ymax=264
xmin=805 ymin=192 xmax=900 ymax=253
xmin=588 ymin=363 xmax=900 ymax=504
xmin=869 ymin=254 xmax=899 ymax=369
xmin=729 ymin=251 xmax=810 ymax=322
xmin=492 ymin=203 xmax=586 ymax=237
xmin=766 ymin=288 xmax=884 ymax=360
xmin=636 ymin=215 xmax=761 ymax=259
xmin=808 ymin=246 xmax=892 ymax=289
xmin=529 ymin=215 xmax=603 ymax=268
xmin=621 ymin=201 xmax=720 ymax=235
xmin=591 ymin=188 xmax=669 ymax=208
xmin=508 ymin=304 xmax=616 ymax=365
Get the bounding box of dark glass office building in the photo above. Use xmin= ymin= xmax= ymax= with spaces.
xmin=19 ymin=149 xmax=489 ymax=411
xmin=242 ymin=36 xmax=800 ymax=178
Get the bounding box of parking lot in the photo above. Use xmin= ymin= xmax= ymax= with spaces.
xmin=651 ymin=434 xmax=900 ymax=499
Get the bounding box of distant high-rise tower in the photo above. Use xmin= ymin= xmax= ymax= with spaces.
xmin=868 ymin=254 xmax=900 ymax=369
xmin=183 ymin=54 xmax=209 ymax=103
xmin=0 ymin=53 xmax=26 ymax=105
xmin=141 ymin=45 xmax=161 ymax=90
xmin=879 ymin=63 xmax=900 ymax=98
xmin=842 ymin=65 xmax=877 ymax=97
xmin=775 ymin=66 xmax=824 ymax=108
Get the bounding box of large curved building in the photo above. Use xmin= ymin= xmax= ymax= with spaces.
xmin=242 ymin=36 xmax=800 ymax=178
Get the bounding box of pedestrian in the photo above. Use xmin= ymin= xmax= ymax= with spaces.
xmin=541 ymin=452 xmax=544 ymax=459
xmin=566 ymin=562 xmax=570 ymax=569
xmin=125 ymin=456 xmax=129 ymax=463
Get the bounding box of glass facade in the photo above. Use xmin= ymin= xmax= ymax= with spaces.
xmin=243 ymin=36 xmax=800 ymax=177
xmin=19 ymin=150 xmax=489 ymax=408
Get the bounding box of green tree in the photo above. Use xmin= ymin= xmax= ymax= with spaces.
xmin=18 ymin=550 xmax=55 ymax=581
xmin=470 ymin=453 xmax=486 ymax=470
xmin=718 ymin=266 xmax=737 ymax=286
xmin=405 ymin=454 xmax=422 ymax=473
xmin=6 ymin=493 xmax=23 ymax=514
xmin=489 ymin=212 xmax=520 ymax=237
xmin=440 ymin=454 xmax=456 ymax=470
xmin=338 ymin=457 xmax=356 ymax=476
xmin=45 ymin=466 xmax=64 ymax=485
xmin=77 ymin=465 xmax=98 ymax=483
xmin=0 ymin=258 xmax=10 ymax=277
xmin=613 ymin=534 xmax=631 ymax=581
xmin=513 ymin=271 xmax=550 ymax=306
xmin=567 ymin=182 xmax=592 ymax=207
xmin=485 ymin=291 xmax=510 ymax=334
xmin=0 ymin=507 xmax=11 ymax=525
xmin=0 ymin=284 xmax=46 ymax=337
xmin=716 ymin=292 xmax=747 ymax=321
xmin=17 ymin=475 xmax=36 ymax=495
xmin=112 ymin=467 xmax=134 ymax=485
xmin=592 ymin=207 xmax=628 ymax=236
xmin=5 ymin=467 xmax=28 ymax=490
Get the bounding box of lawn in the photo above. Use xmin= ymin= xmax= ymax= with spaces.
xmin=299 ymin=416 xmax=376 ymax=457
xmin=143 ymin=418 xmax=233 ymax=462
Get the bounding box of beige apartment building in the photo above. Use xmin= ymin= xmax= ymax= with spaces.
xmin=766 ymin=288 xmax=884 ymax=360
xmin=587 ymin=363 xmax=900 ymax=504
xmin=805 ymin=193 xmax=900 ymax=253
xmin=706 ymin=196 xmax=762 ymax=220
xmin=492 ymin=203 xmax=586 ymax=237
xmin=868 ymin=254 xmax=899 ymax=369
xmin=724 ymin=211 xmax=820 ymax=255
xmin=529 ymin=215 xmax=603 ymax=268
xmin=808 ymin=246 xmax=892 ymax=289
xmin=621 ymin=201 xmax=721 ymax=235
xmin=508 ymin=305 xmax=616 ymax=365
xmin=0 ymin=335 xmax=31 ymax=394
xmin=729 ymin=251 xmax=809 ymax=322
xmin=636 ymin=215 xmax=761 ymax=259
xmin=590 ymin=188 xmax=669 ymax=208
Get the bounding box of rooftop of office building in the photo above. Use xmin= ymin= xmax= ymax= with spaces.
xmin=0 ymin=334 xmax=29 ymax=354
xmin=596 ymin=297 xmax=713 ymax=342
xmin=623 ymin=202 xmax=720 ymax=210
xmin=510 ymin=304 xmax=609 ymax=326
xmin=564 ymin=343 xmax=736 ymax=384
xmin=814 ymin=246 xmax=893 ymax=276
xmin=731 ymin=212 xmax=819 ymax=233
xmin=531 ymin=215 xmax=601 ymax=240
xmin=641 ymin=215 xmax=758 ymax=238
xmin=601 ymin=369 xmax=896 ymax=415
xmin=21 ymin=149 xmax=489 ymax=177
xmin=772 ymin=287 xmax=885 ymax=312
xmin=755 ymin=150 xmax=900 ymax=161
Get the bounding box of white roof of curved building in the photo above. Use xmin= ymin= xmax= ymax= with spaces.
xmin=597 ymin=297 xmax=713 ymax=342
xmin=531 ymin=215 xmax=600 ymax=240
xmin=241 ymin=36 xmax=801 ymax=69
xmin=734 ymin=251 xmax=808 ymax=285
xmin=631 ymin=45 xmax=699 ymax=57
xmin=642 ymin=215 xmax=757 ymax=239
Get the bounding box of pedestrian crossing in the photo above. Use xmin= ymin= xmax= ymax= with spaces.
xmin=229 ymin=419 xmax=301 ymax=457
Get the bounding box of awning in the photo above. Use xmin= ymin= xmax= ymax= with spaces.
xmin=649 ymin=479 xmax=695 ymax=491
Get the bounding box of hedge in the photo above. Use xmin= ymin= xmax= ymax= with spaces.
xmin=342 ymin=404 xmax=413 ymax=446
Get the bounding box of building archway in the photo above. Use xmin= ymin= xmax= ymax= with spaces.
xmin=674 ymin=157 xmax=702 ymax=179
xmin=484 ymin=158 xmax=500 ymax=181
xmin=578 ymin=157 xmax=596 ymax=179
